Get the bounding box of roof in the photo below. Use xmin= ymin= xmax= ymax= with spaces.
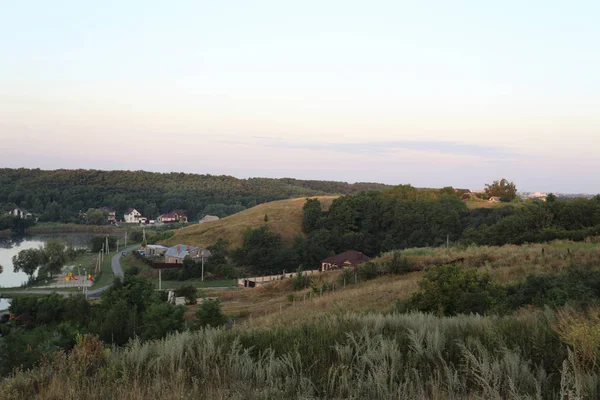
xmin=125 ymin=208 xmax=137 ymax=214
xmin=454 ymin=188 xmax=471 ymax=193
xmin=160 ymin=211 xmax=187 ymax=219
xmin=101 ymin=206 xmax=115 ymax=212
xmin=165 ymin=244 xmax=199 ymax=259
xmin=321 ymin=250 xmax=371 ymax=266
xmin=489 ymin=196 xmax=501 ymax=201
xmin=146 ymin=245 xmax=167 ymax=249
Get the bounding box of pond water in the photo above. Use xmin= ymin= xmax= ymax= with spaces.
xmin=0 ymin=298 xmax=10 ymax=311
xmin=0 ymin=233 xmax=95 ymax=288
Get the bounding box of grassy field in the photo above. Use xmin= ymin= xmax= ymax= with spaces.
xmin=204 ymin=239 xmax=600 ymax=326
xmin=161 ymin=196 xmax=338 ymax=248
xmin=5 ymin=239 xmax=600 ymax=398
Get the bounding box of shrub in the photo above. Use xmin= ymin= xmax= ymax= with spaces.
xmin=389 ymin=252 xmax=412 ymax=275
xmin=195 ymin=299 xmax=227 ymax=328
xmin=406 ymin=264 xmax=500 ymax=316
xmin=291 ymin=267 xmax=311 ymax=291
xmin=174 ymin=285 xmax=198 ymax=305
xmin=338 ymin=267 xmax=355 ymax=286
xmin=356 ymin=262 xmax=378 ymax=281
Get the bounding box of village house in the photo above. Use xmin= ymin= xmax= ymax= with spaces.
xmin=198 ymin=215 xmax=219 ymax=224
xmin=101 ymin=207 xmax=116 ymax=224
xmin=6 ymin=208 xmax=33 ymax=219
xmin=124 ymin=208 xmax=146 ymax=223
xmin=144 ymin=244 xmax=168 ymax=256
xmin=321 ymin=250 xmax=371 ymax=272
xmin=164 ymin=244 xmax=200 ymax=264
xmin=158 ymin=210 xmax=188 ymax=223
xmin=489 ymin=196 xmax=501 ymax=203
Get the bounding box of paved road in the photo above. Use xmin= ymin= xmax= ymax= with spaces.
xmin=1 ymin=245 xmax=139 ymax=299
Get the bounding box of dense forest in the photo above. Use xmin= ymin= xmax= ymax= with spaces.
xmin=0 ymin=168 xmax=390 ymax=223
xmin=300 ymin=185 xmax=600 ymax=261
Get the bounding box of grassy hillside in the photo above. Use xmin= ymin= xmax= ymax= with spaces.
xmin=161 ymin=196 xmax=337 ymax=248
xmin=206 ymin=239 xmax=600 ymax=325
xmin=6 ymin=239 xmax=600 ymax=399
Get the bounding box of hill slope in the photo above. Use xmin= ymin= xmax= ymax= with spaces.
xmin=0 ymin=168 xmax=389 ymax=223
xmin=161 ymin=196 xmax=337 ymax=248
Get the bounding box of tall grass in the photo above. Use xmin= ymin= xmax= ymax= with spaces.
xmin=2 ymin=310 xmax=599 ymax=399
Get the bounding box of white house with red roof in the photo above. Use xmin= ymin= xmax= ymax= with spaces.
xmin=124 ymin=208 xmax=145 ymax=223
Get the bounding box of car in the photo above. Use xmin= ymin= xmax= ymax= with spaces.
xmin=121 ymin=251 xmax=128 ymax=255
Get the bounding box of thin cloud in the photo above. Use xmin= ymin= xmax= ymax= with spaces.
xmin=246 ymin=137 xmax=524 ymax=158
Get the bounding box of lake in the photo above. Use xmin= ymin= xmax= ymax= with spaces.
xmin=0 ymin=233 xmax=95 ymax=288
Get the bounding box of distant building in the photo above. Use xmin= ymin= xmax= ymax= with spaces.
xmin=101 ymin=207 xmax=117 ymax=224
xmin=124 ymin=208 xmax=144 ymax=223
xmin=489 ymin=196 xmax=501 ymax=203
xmin=145 ymin=244 xmax=168 ymax=256
xmin=198 ymin=215 xmax=219 ymax=224
xmin=158 ymin=210 xmax=188 ymax=223
xmin=165 ymin=244 xmax=200 ymax=264
xmin=321 ymin=250 xmax=371 ymax=272
xmin=6 ymin=208 xmax=32 ymax=219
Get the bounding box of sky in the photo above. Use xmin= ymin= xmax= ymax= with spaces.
xmin=1 ymin=1 xmax=599 ymax=193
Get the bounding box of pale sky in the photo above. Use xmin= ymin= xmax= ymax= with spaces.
xmin=1 ymin=1 xmax=599 ymax=193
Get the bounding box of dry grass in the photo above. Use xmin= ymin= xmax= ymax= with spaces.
xmin=200 ymin=239 xmax=600 ymax=328
xmin=160 ymin=196 xmax=337 ymax=248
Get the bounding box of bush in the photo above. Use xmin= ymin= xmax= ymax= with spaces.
xmin=356 ymin=262 xmax=378 ymax=281
xmin=338 ymin=267 xmax=355 ymax=286
xmin=389 ymin=252 xmax=412 ymax=275
xmin=291 ymin=267 xmax=311 ymax=291
xmin=174 ymin=285 xmax=198 ymax=305
xmin=405 ymin=264 xmax=500 ymax=316
xmin=195 ymin=299 xmax=228 ymax=328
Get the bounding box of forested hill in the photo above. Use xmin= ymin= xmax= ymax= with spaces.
xmin=0 ymin=168 xmax=390 ymax=223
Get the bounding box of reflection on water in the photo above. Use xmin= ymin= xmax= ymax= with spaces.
xmin=0 ymin=298 xmax=10 ymax=311
xmin=0 ymin=233 xmax=95 ymax=288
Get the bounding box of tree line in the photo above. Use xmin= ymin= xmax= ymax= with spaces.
xmin=0 ymin=168 xmax=390 ymax=224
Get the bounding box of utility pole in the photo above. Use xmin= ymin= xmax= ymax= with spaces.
xmin=106 ymin=235 xmax=110 ymax=254
xmin=125 ymin=231 xmax=128 ymax=248
xmin=446 ymin=234 xmax=449 ymax=249
xmin=143 ymin=228 xmax=146 ymax=243
xmin=117 ymin=239 xmax=119 ymax=253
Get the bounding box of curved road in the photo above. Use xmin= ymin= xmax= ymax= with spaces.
xmin=1 ymin=245 xmax=139 ymax=299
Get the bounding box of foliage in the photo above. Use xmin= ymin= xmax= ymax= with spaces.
xmin=291 ymin=267 xmax=311 ymax=291
xmin=388 ymin=251 xmax=412 ymax=274
xmin=356 ymin=262 xmax=378 ymax=281
xmin=195 ymin=299 xmax=228 ymax=328
xmin=89 ymin=235 xmax=118 ymax=253
xmin=232 ymin=225 xmax=298 ymax=275
xmin=484 ymin=178 xmax=517 ymax=201
xmin=404 ymin=265 xmax=499 ymax=316
xmin=5 ymin=311 xmax=599 ymax=399
xmin=174 ymin=284 xmax=198 ymax=304
xmin=0 ymin=168 xmax=390 ymax=224
xmin=302 ymin=198 xmax=324 ymax=233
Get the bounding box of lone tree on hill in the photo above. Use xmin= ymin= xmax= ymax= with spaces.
xmin=484 ymin=179 xmax=517 ymax=202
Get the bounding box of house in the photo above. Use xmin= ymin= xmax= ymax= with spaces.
xmin=489 ymin=196 xmax=501 ymax=203
xmin=144 ymin=244 xmax=168 ymax=256
xmin=198 ymin=215 xmax=219 ymax=224
xmin=158 ymin=210 xmax=188 ymax=223
xmin=165 ymin=244 xmax=200 ymax=264
xmin=124 ymin=208 xmax=144 ymax=223
xmin=101 ymin=207 xmax=117 ymax=224
xmin=321 ymin=250 xmax=371 ymax=272
xmin=6 ymin=208 xmax=32 ymax=219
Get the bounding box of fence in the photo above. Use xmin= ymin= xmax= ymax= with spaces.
xmin=238 ymin=270 xmax=320 ymax=288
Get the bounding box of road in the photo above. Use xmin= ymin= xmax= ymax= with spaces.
xmin=1 ymin=245 xmax=139 ymax=299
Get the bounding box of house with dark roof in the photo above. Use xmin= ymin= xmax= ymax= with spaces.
xmin=321 ymin=250 xmax=371 ymax=272
xmin=489 ymin=196 xmax=501 ymax=203
xmin=158 ymin=210 xmax=188 ymax=223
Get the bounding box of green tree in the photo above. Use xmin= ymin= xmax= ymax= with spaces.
xmin=264 ymin=214 xmax=269 ymax=223
xmin=12 ymin=248 xmax=42 ymax=278
xmin=302 ymin=198 xmax=323 ymax=233
xmin=232 ymin=225 xmax=284 ymax=275
xmin=140 ymin=303 xmax=185 ymax=340
xmin=195 ymin=298 xmax=228 ymax=328
xmin=86 ymin=208 xmax=106 ymax=225
xmin=46 ymin=201 xmax=61 ymax=222
xmin=406 ymin=265 xmax=499 ymax=316
xmin=484 ymin=179 xmax=517 ymax=202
